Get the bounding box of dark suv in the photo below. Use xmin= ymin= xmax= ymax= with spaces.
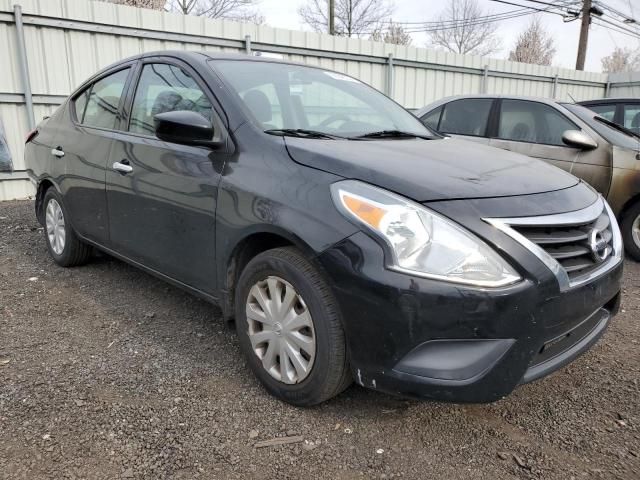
xmin=579 ymin=98 xmax=640 ymax=134
xmin=25 ymin=52 xmax=623 ymax=406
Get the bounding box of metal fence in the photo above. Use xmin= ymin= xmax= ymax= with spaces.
xmin=0 ymin=0 xmax=631 ymax=200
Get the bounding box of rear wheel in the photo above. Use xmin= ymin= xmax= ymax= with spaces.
xmin=42 ymin=188 xmax=92 ymax=267
xmin=235 ymin=247 xmax=351 ymax=406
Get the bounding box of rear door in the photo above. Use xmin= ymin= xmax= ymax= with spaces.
xmin=490 ymin=99 xmax=611 ymax=194
xmin=105 ymin=58 xmax=228 ymax=295
xmin=55 ymin=65 xmax=134 ymax=245
xmin=420 ymin=98 xmax=495 ymax=145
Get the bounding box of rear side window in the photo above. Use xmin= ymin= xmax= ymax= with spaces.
xmin=421 ymin=106 xmax=443 ymax=131
xmin=623 ymin=104 xmax=640 ymax=133
xmin=588 ymin=104 xmax=616 ymax=122
xmin=498 ymin=100 xmax=576 ymax=146
xmin=129 ymin=63 xmax=213 ymax=136
xmin=74 ymin=68 xmax=130 ymax=129
xmin=439 ymin=99 xmax=493 ymax=136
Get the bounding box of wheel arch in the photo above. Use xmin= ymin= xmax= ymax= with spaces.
xmin=619 ymin=191 xmax=640 ymax=221
xmin=35 ymin=178 xmax=60 ymax=225
xmin=219 ymin=226 xmax=318 ymax=322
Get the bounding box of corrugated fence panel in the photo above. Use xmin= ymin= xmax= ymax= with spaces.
xmin=0 ymin=0 xmax=634 ymax=199
xmin=609 ymin=72 xmax=640 ymax=98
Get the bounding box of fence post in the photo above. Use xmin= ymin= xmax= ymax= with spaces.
xmin=386 ymin=53 xmax=394 ymax=98
xmin=482 ymin=65 xmax=489 ymax=93
xmin=604 ymin=81 xmax=611 ymax=98
xmin=244 ymin=34 xmax=252 ymax=55
xmin=552 ymin=74 xmax=559 ymax=99
xmin=13 ymin=4 xmax=35 ymax=130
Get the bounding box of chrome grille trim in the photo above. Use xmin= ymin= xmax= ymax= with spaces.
xmin=484 ymin=196 xmax=623 ymax=291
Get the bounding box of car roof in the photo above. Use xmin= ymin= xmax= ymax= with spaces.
xmin=413 ymin=94 xmax=563 ymax=117
xmin=76 ymin=50 xmax=325 ymax=94
xmin=98 ymin=50 xmax=304 ymax=73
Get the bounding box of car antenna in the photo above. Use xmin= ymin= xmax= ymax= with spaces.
xmin=567 ymin=92 xmax=576 ymax=103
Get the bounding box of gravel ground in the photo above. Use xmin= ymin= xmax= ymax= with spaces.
xmin=1 ymin=200 xmax=639 ymax=480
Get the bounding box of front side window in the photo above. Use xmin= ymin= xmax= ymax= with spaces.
xmin=77 ymin=68 xmax=130 ymax=129
xmin=212 ymin=60 xmax=432 ymax=138
xmin=498 ymin=100 xmax=576 ymax=146
xmin=439 ymin=99 xmax=493 ymax=136
xmin=129 ymin=63 xmax=213 ymax=136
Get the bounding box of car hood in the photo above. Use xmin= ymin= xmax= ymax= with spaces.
xmin=285 ymin=137 xmax=579 ymax=202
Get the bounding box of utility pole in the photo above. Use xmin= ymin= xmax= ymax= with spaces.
xmin=329 ymin=0 xmax=335 ymax=35
xmin=575 ymin=0 xmax=591 ymax=70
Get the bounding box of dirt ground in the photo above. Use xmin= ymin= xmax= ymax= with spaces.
xmin=0 ymin=200 xmax=638 ymax=480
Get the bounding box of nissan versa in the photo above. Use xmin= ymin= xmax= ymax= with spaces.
xmin=25 ymin=52 xmax=623 ymax=406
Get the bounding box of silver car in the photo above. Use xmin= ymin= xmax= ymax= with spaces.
xmin=415 ymin=95 xmax=640 ymax=260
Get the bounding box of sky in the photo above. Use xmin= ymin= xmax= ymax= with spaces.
xmin=255 ymin=0 xmax=640 ymax=73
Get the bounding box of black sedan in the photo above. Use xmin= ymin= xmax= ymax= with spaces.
xmin=25 ymin=51 xmax=623 ymax=406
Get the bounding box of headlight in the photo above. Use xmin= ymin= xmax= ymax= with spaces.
xmin=331 ymin=180 xmax=521 ymax=288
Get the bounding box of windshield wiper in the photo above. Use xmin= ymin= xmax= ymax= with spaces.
xmin=594 ymin=116 xmax=640 ymax=140
xmin=264 ymin=128 xmax=343 ymax=139
xmin=352 ymin=129 xmax=434 ymax=140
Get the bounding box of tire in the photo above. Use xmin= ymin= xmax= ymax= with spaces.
xmin=235 ymin=247 xmax=352 ymax=406
xmin=42 ymin=188 xmax=92 ymax=267
xmin=621 ymin=200 xmax=640 ymax=261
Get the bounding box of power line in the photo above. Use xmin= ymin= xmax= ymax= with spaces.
xmin=488 ymin=0 xmax=574 ymax=15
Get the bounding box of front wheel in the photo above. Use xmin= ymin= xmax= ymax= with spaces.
xmin=235 ymin=247 xmax=351 ymax=406
xmin=621 ymin=201 xmax=640 ymax=261
xmin=42 ymin=188 xmax=92 ymax=267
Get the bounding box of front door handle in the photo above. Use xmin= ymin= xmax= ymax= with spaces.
xmin=112 ymin=160 xmax=133 ymax=174
xmin=51 ymin=146 xmax=65 ymax=158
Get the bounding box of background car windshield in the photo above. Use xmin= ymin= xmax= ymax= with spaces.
xmin=565 ymin=104 xmax=640 ymax=151
xmin=212 ymin=60 xmax=433 ymax=137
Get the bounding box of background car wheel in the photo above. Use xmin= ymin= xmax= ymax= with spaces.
xmin=235 ymin=247 xmax=352 ymax=406
xmin=621 ymin=200 xmax=640 ymax=261
xmin=42 ymin=188 xmax=92 ymax=267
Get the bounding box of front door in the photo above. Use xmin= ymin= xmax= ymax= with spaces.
xmin=490 ymin=99 xmax=610 ymax=194
xmin=105 ymin=60 xmax=227 ymax=295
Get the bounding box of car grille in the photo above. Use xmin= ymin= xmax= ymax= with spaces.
xmin=511 ymin=209 xmax=613 ymax=282
xmin=484 ymin=197 xmax=622 ymax=291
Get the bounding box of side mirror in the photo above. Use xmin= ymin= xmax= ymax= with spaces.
xmin=562 ymin=130 xmax=598 ymax=150
xmin=154 ymin=110 xmax=221 ymax=148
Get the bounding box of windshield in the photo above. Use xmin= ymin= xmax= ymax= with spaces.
xmin=564 ymin=103 xmax=640 ymax=151
xmin=211 ymin=60 xmax=434 ymax=138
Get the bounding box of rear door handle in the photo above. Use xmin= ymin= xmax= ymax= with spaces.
xmin=51 ymin=147 xmax=65 ymax=158
xmin=112 ymin=160 xmax=133 ymax=174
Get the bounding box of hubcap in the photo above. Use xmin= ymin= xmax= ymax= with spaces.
xmin=246 ymin=276 xmax=316 ymax=384
xmin=45 ymin=199 xmax=66 ymax=255
xmin=633 ymin=214 xmax=640 ymax=249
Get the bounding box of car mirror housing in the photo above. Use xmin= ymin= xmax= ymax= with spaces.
xmin=154 ymin=110 xmax=222 ymax=148
xmin=562 ymin=130 xmax=598 ymax=150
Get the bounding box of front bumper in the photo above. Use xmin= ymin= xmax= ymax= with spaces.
xmin=317 ymin=231 xmax=622 ymax=403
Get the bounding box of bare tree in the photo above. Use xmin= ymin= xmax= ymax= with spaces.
xmin=101 ymin=0 xmax=165 ymax=9
xmin=601 ymin=47 xmax=640 ymax=73
xmin=299 ymin=0 xmax=394 ymax=37
xmin=167 ymin=0 xmax=264 ymax=23
xmin=428 ymin=0 xmax=501 ymax=56
xmin=370 ymin=21 xmax=412 ymax=45
xmin=507 ymin=17 xmax=555 ymax=66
